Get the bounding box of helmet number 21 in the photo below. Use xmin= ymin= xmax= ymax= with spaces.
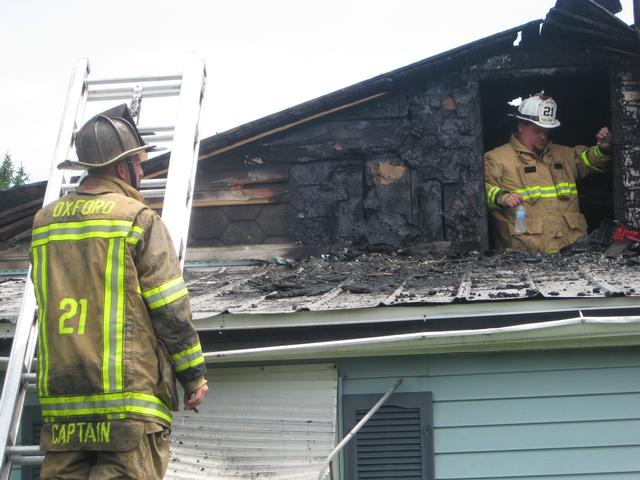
xmin=59 ymin=298 xmax=88 ymax=335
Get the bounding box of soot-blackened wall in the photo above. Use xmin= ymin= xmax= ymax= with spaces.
xmin=194 ymin=74 xmax=487 ymax=250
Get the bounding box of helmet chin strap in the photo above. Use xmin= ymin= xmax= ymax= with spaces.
xmin=126 ymin=161 xmax=140 ymax=190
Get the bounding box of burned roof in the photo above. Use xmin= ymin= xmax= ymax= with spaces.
xmin=3 ymin=247 xmax=639 ymax=326
xmin=180 ymin=248 xmax=639 ymax=315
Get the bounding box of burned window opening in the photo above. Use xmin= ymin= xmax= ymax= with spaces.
xmin=479 ymin=71 xmax=614 ymax=248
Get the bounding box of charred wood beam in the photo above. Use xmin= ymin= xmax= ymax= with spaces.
xmin=544 ymin=1 xmax=640 ymax=53
xmin=555 ymin=0 xmax=629 ymax=29
xmin=198 ymin=164 xmax=289 ymax=186
xmin=593 ymin=0 xmax=622 ymax=14
xmin=0 ymin=216 xmax=34 ymax=241
xmin=0 ymin=182 xmax=46 ymax=213
xmin=146 ymin=185 xmax=287 ymax=209
xmin=0 ymin=200 xmax=40 ymax=228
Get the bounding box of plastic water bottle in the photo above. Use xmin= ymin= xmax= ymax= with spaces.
xmin=515 ymin=204 xmax=526 ymax=234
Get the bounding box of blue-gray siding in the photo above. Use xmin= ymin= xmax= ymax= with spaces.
xmin=340 ymin=347 xmax=640 ymax=479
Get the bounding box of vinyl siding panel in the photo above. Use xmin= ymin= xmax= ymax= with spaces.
xmin=340 ymin=347 xmax=640 ymax=479
xmin=434 ymin=392 xmax=640 ymax=426
xmin=436 ymin=419 xmax=640 ymax=452
xmin=436 ymin=446 xmax=640 ymax=479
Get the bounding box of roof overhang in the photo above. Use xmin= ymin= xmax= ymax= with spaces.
xmin=204 ymin=315 xmax=640 ymax=364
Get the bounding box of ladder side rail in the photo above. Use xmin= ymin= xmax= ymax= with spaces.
xmin=178 ymin=64 xmax=206 ymax=267
xmin=161 ymin=55 xmax=207 ymax=266
xmin=0 ymin=58 xmax=91 ymax=479
xmin=0 ymin=287 xmax=38 ymax=480
xmin=43 ymin=58 xmax=91 ymax=207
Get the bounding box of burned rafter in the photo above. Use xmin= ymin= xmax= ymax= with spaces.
xmin=543 ymin=0 xmax=640 ymax=53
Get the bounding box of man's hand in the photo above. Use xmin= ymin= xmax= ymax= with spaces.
xmin=184 ymin=383 xmax=208 ymax=411
xmin=501 ymin=192 xmax=524 ymax=208
xmin=596 ymin=127 xmax=612 ymax=151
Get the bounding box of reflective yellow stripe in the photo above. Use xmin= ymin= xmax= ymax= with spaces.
xmin=581 ymin=148 xmax=606 ymax=173
xmin=40 ymin=392 xmax=172 ymax=424
xmin=32 ymin=245 xmax=50 ymax=397
xmin=126 ymin=226 xmax=144 ymax=245
xmin=513 ymin=183 xmax=578 ymax=201
xmin=31 ymin=220 xmax=133 ymax=247
xmin=593 ymin=145 xmax=610 ymax=159
xmin=142 ymin=276 xmax=188 ymax=311
xmin=171 ymin=343 xmax=205 ymax=372
xmin=115 ymin=239 xmax=125 ymax=391
xmin=102 ymin=240 xmax=115 ymax=392
xmin=32 ymin=219 xmax=132 ymax=235
xmin=102 ymin=239 xmax=125 ymax=392
xmin=175 ymin=355 xmax=205 ymax=373
xmin=485 ymin=183 xmax=504 ymax=208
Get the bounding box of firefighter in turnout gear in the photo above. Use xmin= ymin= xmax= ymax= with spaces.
xmin=31 ymin=105 xmax=208 ymax=479
xmin=484 ymin=93 xmax=612 ymax=253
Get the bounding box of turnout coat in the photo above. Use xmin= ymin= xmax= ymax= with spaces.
xmin=485 ymin=135 xmax=610 ymax=252
xmin=30 ymin=175 xmax=206 ymax=451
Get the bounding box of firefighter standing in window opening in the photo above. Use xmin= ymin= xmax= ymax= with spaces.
xmin=484 ymin=92 xmax=612 ymax=253
xmin=30 ymin=104 xmax=207 ymax=479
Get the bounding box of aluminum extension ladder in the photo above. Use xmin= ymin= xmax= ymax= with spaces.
xmin=0 ymin=54 xmax=207 ymax=478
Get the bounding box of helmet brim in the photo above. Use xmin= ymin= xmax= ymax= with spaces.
xmin=57 ymin=144 xmax=165 ymax=170
xmin=509 ymin=113 xmax=561 ymax=129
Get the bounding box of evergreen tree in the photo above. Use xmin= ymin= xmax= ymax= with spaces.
xmin=12 ymin=163 xmax=29 ymax=186
xmin=0 ymin=151 xmax=29 ymax=190
xmin=0 ymin=152 xmax=13 ymax=189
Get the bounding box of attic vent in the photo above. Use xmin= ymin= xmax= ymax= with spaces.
xmin=343 ymin=392 xmax=434 ymax=480
xmin=355 ymin=405 xmax=423 ymax=478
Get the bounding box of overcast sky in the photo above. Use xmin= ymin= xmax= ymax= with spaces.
xmin=1 ymin=0 xmax=635 ymax=182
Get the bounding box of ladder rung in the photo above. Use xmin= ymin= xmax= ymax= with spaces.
xmin=142 ymin=134 xmax=173 ymax=142
xmin=139 ymin=125 xmax=175 ymax=135
xmin=87 ymin=84 xmax=181 ymax=101
xmin=87 ymin=74 xmax=182 ymax=86
xmin=7 ymin=445 xmax=44 ymax=465
xmin=6 ymin=446 xmax=42 ymax=455
xmin=10 ymin=456 xmax=44 ymax=466
xmin=140 ymin=177 xmax=167 ymax=199
xmin=20 ymin=373 xmax=35 ymax=383
xmin=141 ymin=189 xmax=166 ymax=199
xmin=141 ymin=179 xmax=167 ymax=188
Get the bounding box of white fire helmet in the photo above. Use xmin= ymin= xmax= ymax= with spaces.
xmin=510 ymin=93 xmax=561 ymax=129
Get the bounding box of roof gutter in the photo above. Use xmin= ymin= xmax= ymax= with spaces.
xmin=203 ymin=315 xmax=640 ymax=363
xmin=4 ymin=316 xmax=639 ymax=370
